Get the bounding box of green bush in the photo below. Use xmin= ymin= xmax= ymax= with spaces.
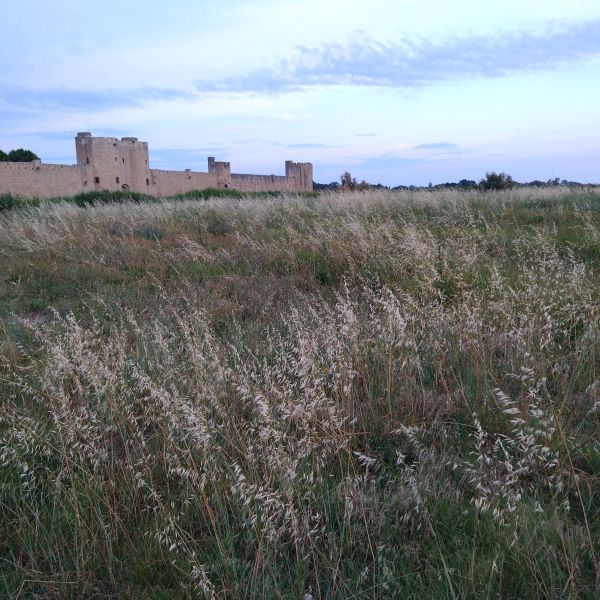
xmin=180 ymin=188 xmax=244 ymax=200
xmin=0 ymin=194 xmax=18 ymax=211
xmin=175 ymin=188 xmax=314 ymax=201
xmin=479 ymin=171 xmax=516 ymax=191
xmin=0 ymin=194 xmax=39 ymax=211
xmin=71 ymin=190 xmax=155 ymax=207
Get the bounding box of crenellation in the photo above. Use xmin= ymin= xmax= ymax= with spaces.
xmin=1 ymin=132 xmax=313 ymax=198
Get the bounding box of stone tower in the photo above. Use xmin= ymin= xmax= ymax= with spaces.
xmin=285 ymin=161 xmax=313 ymax=192
xmin=75 ymin=132 xmax=152 ymax=193
xmin=208 ymin=157 xmax=232 ymax=188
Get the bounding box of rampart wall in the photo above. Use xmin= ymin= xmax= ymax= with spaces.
xmin=231 ymin=174 xmax=298 ymax=193
xmin=0 ymin=132 xmax=313 ymax=198
xmin=150 ymin=169 xmax=218 ymax=196
xmin=0 ymin=162 xmax=83 ymax=198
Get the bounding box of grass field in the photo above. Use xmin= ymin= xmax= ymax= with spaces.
xmin=1 ymin=188 xmax=599 ymax=598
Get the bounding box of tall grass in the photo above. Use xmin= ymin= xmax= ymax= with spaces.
xmin=0 ymin=188 xmax=599 ymax=598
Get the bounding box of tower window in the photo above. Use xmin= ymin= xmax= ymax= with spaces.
xmin=85 ymin=157 xmax=89 ymax=164
xmin=115 ymin=157 xmax=117 ymax=162
xmin=116 ymin=177 xmax=120 ymax=184
xmin=122 ymin=158 xmax=125 ymax=163
xmin=94 ymin=177 xmax=100 ymax=184
xmin=146 ymin=178 xmax=150 ymax=185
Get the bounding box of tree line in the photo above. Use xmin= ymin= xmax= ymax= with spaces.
xmin=313 ymin=171 xmax=592 ymax=191
xmin=0 ymin=148 xmax=40 ymax=162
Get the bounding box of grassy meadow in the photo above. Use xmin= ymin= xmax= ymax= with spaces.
xmin=0 ymin=188 xmax=599 ymax=598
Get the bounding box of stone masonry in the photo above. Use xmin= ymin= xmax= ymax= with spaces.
xmin=0 ymin=132 xmax=313 ymax=198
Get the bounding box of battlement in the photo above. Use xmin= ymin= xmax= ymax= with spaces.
xmin=0 ymin=132 xmax=313 ymax=198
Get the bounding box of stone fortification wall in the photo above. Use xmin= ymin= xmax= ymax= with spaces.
xmin=0 ymin=132 xmax=313 ymax=198
xmin=230 ymin=173 xmax=299 ymax=193
xmin=229 ymin=161 xmax=313 ymax=193
xmin=0 ymin=162 xmax=83 ymax=198
xmin=150 ymin=169 xmax=218 ymax=196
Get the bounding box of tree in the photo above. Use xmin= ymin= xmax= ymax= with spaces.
xmin=479 ymin=171 xmax=516 ymax=191
xmin=457 ymin=179 xmax=478 ymax=189
xmin=0 ymin=150 xmax=8 ymax=162
xmin=312 ymin=181 xmax=340 ymax=191
xmin=7 ymin=148 xmax=40 ymax=162
xmin=340 ymin=171 xmax=357 ymax=191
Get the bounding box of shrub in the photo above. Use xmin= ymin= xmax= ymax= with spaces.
xmin=0 ymin=194 xmax=18 ymax=211
xmin=71 ymin=190 xmax=155 ymax=206
xmin=479 ymin=171 xmax=516 ymax=191
xmin=177 ymin=189 xmax=287 ymax=201
xmin=340 ymin=171 xmax=358 ymax=191
xmin=180 ymin=188 xmax=244 ymax=200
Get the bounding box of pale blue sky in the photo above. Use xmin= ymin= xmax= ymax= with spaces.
xmin=1 ymin=0 xmax=599 ymax=185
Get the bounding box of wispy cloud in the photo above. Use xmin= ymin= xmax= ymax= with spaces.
xmin=0 ymin=87 xmax=191 ymax=112
xmin=413 ymin=142 xmax=459 ymax=151
xmin=355 ymin=154 xmax=422 ymax=170
xmin=196 ymin=20 xmax=600 ymax=93
xmin=323 ymin=153 xmax=423 ymax=171
xmin=29 ymin=131 xmax=77 ymax=141
xmin=235 ymin=138 xmax=334 ymax=149
xmin=287 ymin=142 xmax=335 ymax=148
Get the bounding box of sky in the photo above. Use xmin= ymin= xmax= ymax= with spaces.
xmin=1 ymin=0 xmax=599 ymax=186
